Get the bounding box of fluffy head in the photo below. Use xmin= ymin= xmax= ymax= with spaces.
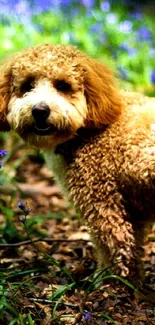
xmin=0 ymin=44 xmax=122 ymax=148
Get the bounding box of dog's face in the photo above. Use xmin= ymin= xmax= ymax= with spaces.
xmin=7 ymin=45 xmax=88 ymax=148
xmin=0 ymin=44 xmax=122 ymax=149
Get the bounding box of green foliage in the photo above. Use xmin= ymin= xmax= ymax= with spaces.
xmin=0 ymin=1 xmax=155 ymax=92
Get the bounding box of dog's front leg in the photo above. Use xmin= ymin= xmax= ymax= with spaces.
xmin=88 ymin=205 xmax=143 ymax=282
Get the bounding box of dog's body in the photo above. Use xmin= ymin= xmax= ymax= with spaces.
xmin=45 ymin=91 xmax=155 ymax=280
xmin=1 ymin=44 xmax=155 ymax=282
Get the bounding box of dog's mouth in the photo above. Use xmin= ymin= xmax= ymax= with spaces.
xmin=33 ymin=119 xmax=59 ymax=135
xmin=33 ymin=124 xmax=58 ymax=136
xmin=19 ymin=121 xmax=73 ymax=141
xmin=19 ymin=122 xmax=59 ymax=137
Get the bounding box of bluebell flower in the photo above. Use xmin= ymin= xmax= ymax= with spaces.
xmin=127 ymin=48 xmax=137 ymax=56
xmin=80 ymin=0 xmax=95 ymax=7
xmin=129 ymin=12 xmax=142 ymax=20
xmin=0 ymin=150 xmax=7 ymax=184
xmin=119 ymin=20 xmax=133 ymax=33
xmin=119 ymin=44 xmax=129 ymax=51
xmin=0 ymin=0 xmax=35 ymax=28
xmin=151 ymin=71 xmax=155 ymax=85
xmin=119 ymin=44 xmax=137 ymax=56
xmin=60 ymin=0 xmax=71 ymax=7
xmin=0 ymin=150 xmax=7 ymax=158
xmin=137 ymin=26 xmax=151 ymax=40
xmin=16 ymin=1 xmax=31 ymax=15
xmin=32 ymin=0 xmax=70 ymax=12
xmin=18 ymin=201 xmax=26 ymax=210
xmin=106 ymin=13 xmax=118 ymax=24
xmin=101 ymin=1 xmax=110 ymax=12
xmin=90 ymin=23 xmax=102 ymax=33
xmin=31 ymin=0 xmax=53 ymax=13
xmin=17 ymin=201 xmax=31 ymax=216
xmin=1 ymin=0 xmax=31 ymax=16
xmin=84 ymin=311 xmax=91 ymax=321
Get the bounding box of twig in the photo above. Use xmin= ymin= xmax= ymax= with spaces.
xmin=0 ymin=237 xmax=90 ymax=248
xmin=28 ymin=297 xmax=78 ymax=308
xmin=0 ymin=183 xmax=60 ymax=197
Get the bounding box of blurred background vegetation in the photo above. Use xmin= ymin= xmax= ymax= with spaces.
xmin=0 ymin=0 xmax=155 ymax=94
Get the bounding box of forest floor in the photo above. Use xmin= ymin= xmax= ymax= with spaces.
xmin=0 ymin=142 xmax=155 ymax=324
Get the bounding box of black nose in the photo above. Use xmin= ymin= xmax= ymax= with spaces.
xmin=32 ymin=102 xmax=50 ymax=122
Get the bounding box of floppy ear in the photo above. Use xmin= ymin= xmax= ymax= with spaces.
xmin=82 ymin=57 xmax=122 ymax=127
xmin=0 ymin=63 xmax=12 ymax=131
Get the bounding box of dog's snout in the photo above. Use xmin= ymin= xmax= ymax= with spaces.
xmin=32 ymin=102 xmax=50 ymax=121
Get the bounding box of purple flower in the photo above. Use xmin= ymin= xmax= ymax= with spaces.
xmin=151 ymin=71 xmax=155 ymax=85
xmin=119 ymin=44 xmax=128 ymax=50
xmin=1 ymin=0 xmax=31 ymax=16
xmin=60 ymin=0 xmax=71 ymax=7
xmin=127 ymin=48 xmax=137 ymax=56
xmin=18 ymin=201 xmax=26 ymax=210
xmin=90 ymin=23 xmax=102 ymax=33
xmin=0 ymin=150 xmax=7 ymax=180
xmin=101 ymin=1 xmax=110 ymax=12
xmin=119 ymin=20 xmax=133 ymax=33
xmin=31 ymin=0 xmax=54 ymax=13
xmin=106 ymin=13 xmax=118 ymax=24
xmin=119 ymin=44 xmax=137 ymax=56
xmin=81 ymin=0 xmax=95 ymax=7
xmin=129 ymin=12 xmax=142 ymax=20
xmin=137 ymin=26 xmax=151 ymax=40
xmin=84 ymin=312 xmax=91 ymax=321
xmin=0 ymin=150 xmax=7 ymax=158
xmin=17 ymin=201 xmax=31 ymax=216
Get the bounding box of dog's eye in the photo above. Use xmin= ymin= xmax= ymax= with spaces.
xmin=55 ymin=80 xmax=72 ymax=92
xmin=20 ymin=78 xmax=34 ymax=94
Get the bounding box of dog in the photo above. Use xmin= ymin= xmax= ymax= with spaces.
xmin=1 ymin=43 xmax=155 ymax=283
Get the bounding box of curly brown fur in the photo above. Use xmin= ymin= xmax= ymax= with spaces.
xmin=1 ymin=44 xmax=155 ymax=283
